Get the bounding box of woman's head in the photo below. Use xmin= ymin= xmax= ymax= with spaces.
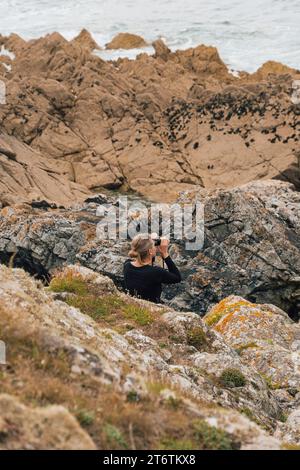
xmin=129 ymin=234 xmax=156 ymax=264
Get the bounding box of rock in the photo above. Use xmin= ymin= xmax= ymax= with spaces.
xmin=71 ymin=29 xmax=101 ymax=52
xmin=175 ymin=44 xmax=229 ymax=77
xmin=254 ymin=61 xmax=300 ymax=80
xmin=0 ymin=179 xmax=299 ymax=319
xmin=152 ymin=39 xmax=171 ymax=61
xmin=106 ymin=33 xmax=148 ymax=50
xmin=275 ymin=408 xmax=300 ymax=445
xmin=0 ymin=133 xmax=90 ymax=207
xmin=173 ymin=180 xmax=300 ymax=318
xmin=0 ymin=394 xmax=96 ymax=449
xmin=2 ymin=33 xmax=26 ymax=57
xmin=0 ymin=264 xmax=289 ymax=448
xmin=204 ymin=296 xmax=300 ymax=393
xmin=0 ymin=33 xmax=299 ymax=202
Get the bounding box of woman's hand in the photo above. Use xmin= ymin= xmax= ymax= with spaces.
xmin=158 ymin=238 xmax=169 ymax=259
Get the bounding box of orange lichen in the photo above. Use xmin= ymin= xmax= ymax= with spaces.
xmin=204 ymin=298 xmax=255 ymax=327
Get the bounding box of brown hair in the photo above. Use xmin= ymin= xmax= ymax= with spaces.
xmin=129 ymin=234 xmax=154 ymax=263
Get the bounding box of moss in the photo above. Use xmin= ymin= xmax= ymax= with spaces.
xmin=277 ymin=411 xmax=288 ymax=423
xmin=146 ymin=382 xmax=165 ymax=395
xmin=76 ymin=409 xmax=95 ymax=427
xmin=166 ymin=396 xmax=182 ymax=410
xmin=240 ymin=407 xmax=262 ymax=426
xmin=50 ymin=270 xmax=154 ymax=329
xmin=205 ymin=311 xmax=224 ymax=327
xmin=186 ymin=326 xmax=207 ymax=350
xmin=260 ymin=373 xmax=281 ymax=390
xmin=281 ymin=443 xmax=300 ymax=450
xmin=103 ymin=424 xmax=128 ymax=449
xmin=159 ymin=438 xmax=195 ymax=450
xmin=235 ymin=342 xmax=258 ymax=355
xmin=126 ymin=390 xmax=140 ymax=403
xmin=192 ymin=420 xmax=237 ymax=450
xmin=219 ymin=368 xmax=246 ymax=388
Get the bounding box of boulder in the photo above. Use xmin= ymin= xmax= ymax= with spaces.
xmin=254 ymin=60 xmax=300 ymax=79
xmin=106 ymin=32 xmax=147 ymax=50
xmin=204 ymin=296 xmax=300 ymax=391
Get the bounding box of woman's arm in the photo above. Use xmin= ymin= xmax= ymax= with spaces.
xmin=159 ymin=256 xmax=182 ymax=284
xmin=156 ymin=238 xmax=181 ymax=284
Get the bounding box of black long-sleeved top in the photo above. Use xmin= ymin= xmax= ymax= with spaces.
xmin=123 ymin=256 xmax=181 ymax=303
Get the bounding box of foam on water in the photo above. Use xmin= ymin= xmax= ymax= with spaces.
xmin=0 ymin=0 xmax=299 ymax=72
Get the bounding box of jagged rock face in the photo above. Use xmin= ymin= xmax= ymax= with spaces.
xmin=0 ymin=32 xmax=299 ymax=203
xmin=0 ymin=180 xmax=299 ymax=319
xmin=0 ymin=133 xmax=90 ymax=207
xmin=0 ymin=264 xmax=294 ymax=448
xmin=71 ymin=29 xmax=101 ymax=52
xmin=173 ymin=180 xmax=300 ymax=318
xmin=0 ymin=204 xmax=86 ymax=279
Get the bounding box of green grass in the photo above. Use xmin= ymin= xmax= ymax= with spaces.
xmin=219 ymin=368 xmax=246 ymax=388
xmin=76 ymin=409 xmax=95 ymax=427
xmin=66 ymin=294 xmax=124 ymax=321
xmin=186 ymin=326 xmax=207 ymax=350
xmin=122 ymin=303 xmax=154 ymax=326
xmin=49 ymin=272 xmax=88 ymax=296
xmin=104 ymin=424 xmax=128 ymax=449
xmin=159 ymin=438 xmax=195 ymax=450
xmin=49 ymin=270 xmax=154 ymax=328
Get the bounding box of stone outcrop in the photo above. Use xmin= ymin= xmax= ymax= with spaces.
xmin=71 ymin=28 xmax=101 ymax=52
xmin=205 ymin=296 xmax=300 ymax=396
xmin=0 ymin=133 xmax=90 ymax=207
xmin=1 ymin=264 xmax=297 ymax=449
xmin=0 ymin=394 xmax=96 ymax=450
xmin=152 ymin=39 xmax=171 ymax=61
xmin=0 ymin=180 xmax=299 ymax=319
xmin=0 ymin=31 xmax=299 ymax=203
xmin=106 ymin=33 xmax=148 ymax=49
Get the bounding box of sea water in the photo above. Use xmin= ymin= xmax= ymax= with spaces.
xmin=0 ymin=0 xmax=299 ymax=72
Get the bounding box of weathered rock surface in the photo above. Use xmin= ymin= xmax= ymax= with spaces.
xmin=0 ymin=31 xmax=299 ymax=203
xmin=0 ymin=180 xmax=299 ymax=319
xmin=71 ymin=29 xmax=101 ymax=52
xmin=172 ymin=179 xmax=300 ymax=318
xmin=0 ymin=133 xmax=89 ymax=207
xmin=0 ymin=264 xmax=294 ymax=449
xmin=0 ymin=394 xmax=96 ymax=450
xmin=205 ymin=296 xmax=300 ymax=396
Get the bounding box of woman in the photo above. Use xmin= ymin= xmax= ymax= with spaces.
xmin=123 ymin=234 xmax=181 ymax=303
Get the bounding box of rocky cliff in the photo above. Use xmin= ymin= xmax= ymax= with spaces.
xmin=0 ymin=32 xmax=299 ymax=205
xmin=0 ymin=30 xmax=300 ymax=450
xmin=1 ymin=179 xmax=299 ymax=320
xmin=0 ymin=264 xmax=299 ymax=449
